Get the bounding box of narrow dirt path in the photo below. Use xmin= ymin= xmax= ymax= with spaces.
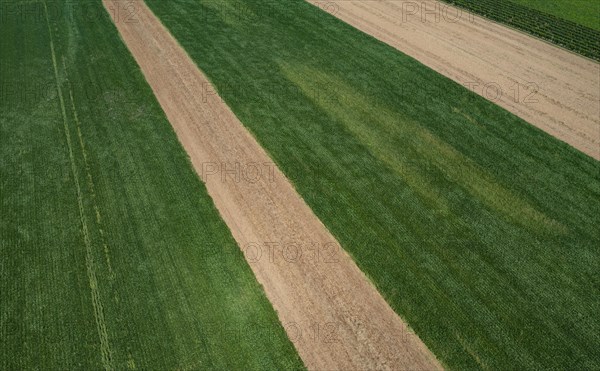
xmin=309 ymin=0 xmax=600 ymax=160
xmin=103 ymin=0 xmax=442 ymax=369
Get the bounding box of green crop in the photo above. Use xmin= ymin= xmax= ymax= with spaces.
xmin=0 ymin=1 xmax=303 ymax=369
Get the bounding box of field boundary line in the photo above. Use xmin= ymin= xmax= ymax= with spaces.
xmin=43 ymin=2 xmax=114 ymax=369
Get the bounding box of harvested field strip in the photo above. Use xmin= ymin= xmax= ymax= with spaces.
xmin=103 ymin=0 xmax=442 ymax=369
xmin=146 ymin=0 xmax=600 ymax=369
xmin=440 ymin=0 xmax=600 ymax=59
xmin=0 ymin=0 xmax=302 ymax=369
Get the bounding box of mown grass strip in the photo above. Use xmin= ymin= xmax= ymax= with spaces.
xmin=0 ymin=0 xmax=304 ymax=369
xmin=145 ymin=0 xmax=600 ymax=369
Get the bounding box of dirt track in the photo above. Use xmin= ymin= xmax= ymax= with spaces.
xmin=103 ymin=0 xmax=442 ymax=369
xmin=308 ymin=0 xmax=600 ymax=160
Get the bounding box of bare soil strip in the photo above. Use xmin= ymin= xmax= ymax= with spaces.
xmin=103 ymin=1 xmax=442 ymax=369
xmin=309 ymin=0 xmax=600 ymax=160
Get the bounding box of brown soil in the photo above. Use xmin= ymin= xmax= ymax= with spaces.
xmin=103 ymin=0 xmax=443 ymax=369
xmin=309 ymin=0 xmax=600 ymax=160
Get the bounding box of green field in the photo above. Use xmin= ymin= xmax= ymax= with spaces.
xmin=146 ymin=0 xmax=600 ymax=369
xmin=0 ymin=0 xmax=303 ymax=369
xmin=508 ymin=0 xmax=600 ymax=30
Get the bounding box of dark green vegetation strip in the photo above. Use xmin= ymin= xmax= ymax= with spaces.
xmin=145 ymin=0 xmax=600 ymax=369
xmin=439 ymin=0 xmax=600 ymax=61
xmin=0 ymin=0 xmax=304 ymax=369
xmin=507 ymin=0 xmax=600 ymax=31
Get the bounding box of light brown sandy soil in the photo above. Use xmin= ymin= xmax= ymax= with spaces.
xmin=103 ymin=0 xmax=442 ymax=369
xmin=309 ymin=0 xmax=600 ymax=160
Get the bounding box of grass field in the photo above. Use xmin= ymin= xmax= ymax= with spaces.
xmin=508 ymin=0 xmax=600 ymax=30
xmin=0 ymin=1 xmax=303 ymax=369
xmin=146 ymin=0 xmax=600 ymax=369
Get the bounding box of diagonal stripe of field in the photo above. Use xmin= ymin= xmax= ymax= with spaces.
xmin=308 ymin=0 xmax=600 ymax=160
xmin=1 ymin=0 xmax=303 ymax=368
xmin=43 ymin=2 xmax=114 ymax=367
xmin=103 ymin=0 xmax=442 ymax=369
